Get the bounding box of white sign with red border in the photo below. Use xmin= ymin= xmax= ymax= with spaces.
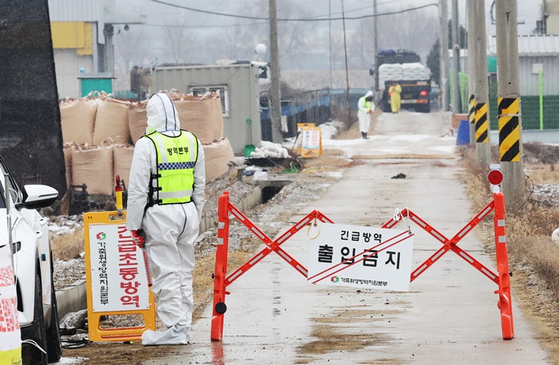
xmin=307 ymin=223 xmax=414 ymax=291
xmin=88 ymin=224 xmax=150 ymax=311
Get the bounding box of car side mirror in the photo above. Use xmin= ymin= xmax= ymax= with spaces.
xmin=16 ymin=184 xmax=58 ymax=210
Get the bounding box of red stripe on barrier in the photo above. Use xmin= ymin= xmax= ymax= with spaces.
xmin=211 ymin=192 xmax=231 ymax=341
xmin=493 ymin=192 xmax=514 ymax=340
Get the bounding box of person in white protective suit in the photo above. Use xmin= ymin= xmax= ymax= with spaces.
xmin=126 ymin=93 xmax=206 ymax=346
xmin=357 ymin=90 xmax=375 ymax=139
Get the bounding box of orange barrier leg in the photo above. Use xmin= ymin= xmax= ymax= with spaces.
xmin=211 ymin=192 xmax=230 ymax=341
xmin=493 ymin=192 xmax=514 ymax=340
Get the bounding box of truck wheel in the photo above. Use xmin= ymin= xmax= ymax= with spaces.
xmin=46 ymin=256 xmax=62 ymax=362
xmin=21 ymin=272 xmax=48 ymax=365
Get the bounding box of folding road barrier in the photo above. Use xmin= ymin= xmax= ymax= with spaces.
xmin=211 ymin=167 xmax=513 ymax=341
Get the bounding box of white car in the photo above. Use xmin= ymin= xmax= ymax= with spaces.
xmin=0 ymin=156 xmax=62 ymax=364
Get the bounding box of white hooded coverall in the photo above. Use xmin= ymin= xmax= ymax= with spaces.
xmin=126 ymin=93 xmax=206 ymax=344
xmin=357 ymin=90 xmax=375 ymax=134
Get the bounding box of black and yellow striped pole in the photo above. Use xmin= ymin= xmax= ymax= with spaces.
xmin=468 ymin=94 xmax=476 ymax=145
xmin=472 ymin=0 xmax=491 ymax=166
xmin=475 ymin=102 xmax=489 ymax=143
xmin=467 ymin=0 xmax=476 ymax=148
xmin=498 ymin=98 xmax=521 ymax=163
xmin=497 ymin=96 xmax=524 ymax=210
xmin=474 ymin=101 xmax=491 ymax=166
xmin=495 ymin=0 xmax=524 ymax=211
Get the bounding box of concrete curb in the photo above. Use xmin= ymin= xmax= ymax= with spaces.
xmin=56 ymin=278 xmax=87 ymax=319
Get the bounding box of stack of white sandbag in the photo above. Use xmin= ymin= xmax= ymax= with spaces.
xmin=402 ymin=62 xmax=430 ymax=80
xmin=378 ymin=63 xmax=403 ymax=90
xmin=249 ymin=141 xmax=289 ymax=159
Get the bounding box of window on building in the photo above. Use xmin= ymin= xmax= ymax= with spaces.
xmin=190 ymin=85 xmax=229 ymax=117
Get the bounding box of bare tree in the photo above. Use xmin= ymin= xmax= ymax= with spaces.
xmin=330 ymin=29 xmax=347 ymax=72
xmin=347 ymin=6 xmax=438 ymax=70
xmin=114 ymin=27 xmax=149 ymax=91
xmin=248 ymin=0 xmax=315 ymax=69
xmin=205 ymin=22 xmax=257 ymax=61
xmin=114 ymin=27 xmax=149 ymax=74
xmin=224 ymin=23 xmax=255 ymax=59
xmin=160 ymin=18 xmax=199 ymax=64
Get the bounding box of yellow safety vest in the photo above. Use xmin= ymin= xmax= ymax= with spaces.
xmin=144 ymin=131 xmax=198 ymax=205
xmin=359 ymin=97 xmax=373 ymax=113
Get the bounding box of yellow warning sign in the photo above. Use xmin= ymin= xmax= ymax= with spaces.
xmin=84 ymin=210 xmax=156 ymax=342
xmin=296 ymin=123 xmax=322 ymax=158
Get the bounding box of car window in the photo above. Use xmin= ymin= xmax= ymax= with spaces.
xmin=0 ymin=183 xmax=5 ymax=209
xmin=0 ymin=156 xmax=20 ymax=206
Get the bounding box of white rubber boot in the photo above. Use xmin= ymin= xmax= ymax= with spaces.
xmin=141 ymin=324 xmax=190 ymax=346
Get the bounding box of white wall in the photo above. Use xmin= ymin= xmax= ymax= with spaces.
xmin=54 ymin=49 xmax=94 ymax=99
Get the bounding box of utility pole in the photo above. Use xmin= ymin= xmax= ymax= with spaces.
xmin=373 ymin=0 xmax=379 ymax=99
xmin=495 ymin=0 xmax=524 ymax=210
xmin=329 ymin=0 xmax=332 ymax=91
xmin=467 ymin=0 xmax=476 ymax=146
xmin=439 ymin=0 xmax=450 ymax=111
xmin=341 ymin=0 xmax=351 ymax=124
xmin=451 ymin=0 xmax=461 ymax=113
xmin=269 ymin=0 xmax=282 ymax=143
xmin=473 ymin=0 xmax=491 ymax=166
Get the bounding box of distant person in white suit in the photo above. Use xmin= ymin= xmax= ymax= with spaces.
xmin=357 ymin=90 xmax=375 ymax=139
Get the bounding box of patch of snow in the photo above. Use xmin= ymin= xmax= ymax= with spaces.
xmin=429 ymin=145 xmax=456 ymax=153
xmin=326 ymin=171 xmax=344 ymax=179
xmin=391 ymin=135 xmax=430 ymax=142
xmin=440 ymin=135 xmax=457 ymax=142
xmin=319 ymin=121 xmax=344 ymax=139
xmin=377 ymin=146 xmax=410 ymax=153
xmin=48 ymin=216 xmax=81 ymax=236
xmin=322 ymin=138 xmax=373 ymax=148
xmin=56 ymin=357 xmax=89 ymax=364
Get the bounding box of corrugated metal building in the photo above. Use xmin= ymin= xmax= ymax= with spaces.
xmin=489 ymin=34 xmax=559 ymax=96
xmin=152 ymin=64 xmax=262 ymax=154
xmin=487 ymin=34 xmax=559 ymax=129
xmin=48 ymin=0 xmax=145 ymax=98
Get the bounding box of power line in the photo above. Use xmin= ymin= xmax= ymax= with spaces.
xmin=142 ymin=22 xmax=268 ymax=29
xmin=149 ymin=0 xmax=437 ymax=22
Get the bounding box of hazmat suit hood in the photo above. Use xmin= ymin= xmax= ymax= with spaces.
xmin=146 ymin=93 xmax=181 ymax=134
xmin=365 ymin=90 xmax=374 ymax=99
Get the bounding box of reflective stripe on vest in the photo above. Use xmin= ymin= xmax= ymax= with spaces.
xmin=359 ymin=97 xmax=373 ymax=112
xmin=145 ymin=131 xmax=198 ymax=205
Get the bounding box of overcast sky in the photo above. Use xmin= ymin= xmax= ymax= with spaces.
xmin=119 ymin=0 xmax=541 ymax=34
xmin=109 ymin=0 xmax=543 ymax=83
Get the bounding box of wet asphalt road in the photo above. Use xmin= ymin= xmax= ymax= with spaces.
xmin=141 ymin=111 xmax=551 ymax=365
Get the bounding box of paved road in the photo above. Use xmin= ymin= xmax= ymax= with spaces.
xmin=142 ymin=111 xmax=550 ymax=364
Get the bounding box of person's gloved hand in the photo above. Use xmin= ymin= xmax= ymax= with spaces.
xmin=131 ymin=229 xmax=145 ymax=248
